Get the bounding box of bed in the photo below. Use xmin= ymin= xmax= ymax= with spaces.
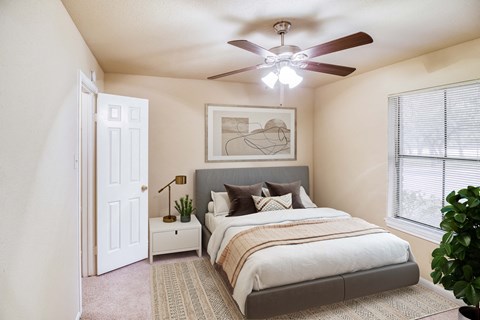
xmin=195 ymin=166 xmax=419 ymax=319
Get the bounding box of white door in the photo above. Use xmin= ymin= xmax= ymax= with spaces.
xmin=96 ymin=93 xmax=149 ymax=275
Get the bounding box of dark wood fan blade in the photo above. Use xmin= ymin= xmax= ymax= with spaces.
xmin=208 ymin=64 xmax=271 ymax=80
xmin=228 ymin=40 xmax=276 ymax=58
xmin=302 ymin=61 xmax=356 ymax=76
xmin=296 ymin=32 xmax=373 ymax=59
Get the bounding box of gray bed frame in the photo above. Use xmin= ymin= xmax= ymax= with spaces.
xmin=195 ymin=166 xmax=419 ymax=319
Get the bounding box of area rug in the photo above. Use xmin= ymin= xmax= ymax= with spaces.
xmin=151 ymin=258 xmax=458 ymax=320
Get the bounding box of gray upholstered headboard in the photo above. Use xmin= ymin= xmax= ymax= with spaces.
xmin=194 ymin=166 xmax=309 ymax=226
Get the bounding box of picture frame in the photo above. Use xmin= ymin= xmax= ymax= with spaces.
xmin=205 ymin=104 xmax=296 ymax=162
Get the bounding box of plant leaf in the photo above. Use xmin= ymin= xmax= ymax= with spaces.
xmin=442 ymin=260 xmax=457 ymax=275
xmin=442 ymin=231 xmax=454 ymax=244
xmin=453 ymin=281 xmax=469 ymax=298
xmin=443 ymin=243 xmax=452 ymax=256
xmin=458 ymin=234 xmax=472 ymax=247
xmin=440 ymin=220 xmax=455 ymax=232
xmin=464 ymin=284 xmax=480 ymax=306
xmin=452 ymin=202 xmax=466 ymax=213
xmin=473 ymin=277 xmax=480 ymax=289
xmin=441 ymin=205 xmax=454 ymax=214
xmin=446 ymin=191 xmax=457 ymax=204
xmin=431 ymin=270 xmax=442 ymax=284
xmin=431 ymin=256 xmax=447 ymax=269
xmin=441 ymin=275 xmax=456 ymax=290
xmin=458 ymin=188 xmax=470 ymax=198
xmin=432 ymin=247 xmax=445 ymax=258
xmin=454 ymin=213 xmax=467 ymax=223
xmin=463 ymin=265 xmax=473 ymax=281
xmin=469 ymin=198 xmax=480 ymax=208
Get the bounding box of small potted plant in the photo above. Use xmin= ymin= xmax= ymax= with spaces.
xmin=174 ymin=194 xmax=195 ymax=222
xmin=431 ymin=186 xmax=480 ymax=320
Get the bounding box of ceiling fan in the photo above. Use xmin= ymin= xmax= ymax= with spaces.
xmin=208 ymin=21 xmax=373 ymax=88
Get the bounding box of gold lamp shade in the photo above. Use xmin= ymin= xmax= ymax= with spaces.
xmin=175 ymin=175 xmax=187 ymax=185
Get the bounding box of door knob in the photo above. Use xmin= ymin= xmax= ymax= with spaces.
xmin=141 ymin=185 xmax=148 ymax=192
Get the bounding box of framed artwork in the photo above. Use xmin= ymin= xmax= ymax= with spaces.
xmin=205 ymin=104 xmax=296 ymax=162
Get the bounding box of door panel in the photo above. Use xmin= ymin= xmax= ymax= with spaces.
xmin=97 ymin=93 xmax=148 ymax=274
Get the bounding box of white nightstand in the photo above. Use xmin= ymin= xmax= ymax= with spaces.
xmin=149 ymin=214 xmax=202 ymax=263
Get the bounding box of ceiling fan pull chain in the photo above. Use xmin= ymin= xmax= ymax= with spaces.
xmin=279 ymin=84 xmax=285 ymax=107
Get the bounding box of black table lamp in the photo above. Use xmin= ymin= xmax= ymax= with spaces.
xmin=158 ymin=175 xmax=187 ymax=222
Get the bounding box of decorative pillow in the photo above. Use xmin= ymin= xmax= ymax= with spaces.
xmin=300 ymin=186 xmax=317 ymax=208
xmin=207 ymin=201 xmax=215 ymax=213
xmin=210 ymin=191 xmax=230 ymax=216
xmin=262 ymin=187 xmax=270 ymax=197
xmin=265 ymin=180 xmax=305 ymax=209
xmin=252 ymin=193 xmax=292 ymax=212
xmin=224 ymin=182 xmax=263 ymax=216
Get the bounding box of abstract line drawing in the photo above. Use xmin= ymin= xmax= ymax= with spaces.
xmin=222 ymin=117 xmax=290 ymax=155
xmin=206 ymin=105 xmax=296 ymax=162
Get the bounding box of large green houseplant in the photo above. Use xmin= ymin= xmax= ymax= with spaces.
xmin=431 ymin=186 xmax=480 ymax=320
xmin=174 ymin=194 xmax=195 ymax=222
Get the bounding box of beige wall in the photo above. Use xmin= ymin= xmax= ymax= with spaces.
xmin=3 ymin=0 xmax=478 ymax=316
xmin=313 ymin=38 xmax=480 ymax=280
xmin=104 ymin=74 xmax=315 ymax=218
xmin=0 ymin=1 xmax=104 ymax=319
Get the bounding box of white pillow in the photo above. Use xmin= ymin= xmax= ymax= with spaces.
xmin=300 ymin=186 xmax=317 ymax=208
xmin=210 ymin=191 xmax=230 ymax=216
xmin=207 ymin=201 xmax=214 ymax=213
xmin=252 ymin=193 xmax=292 ymax=212
xmin=262 ymin=187 xmax=270 ymax=197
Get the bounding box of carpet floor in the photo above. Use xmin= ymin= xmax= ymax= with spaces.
xmin=151 ymin=258 xmax=459 ymax=320
xmin=82 ymin=252 xmax=198 ymax=320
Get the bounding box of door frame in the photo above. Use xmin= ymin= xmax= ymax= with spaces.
xmin=76 ymin=70 xmax=98 ymax=318
xmin=80 ymin=74 xmax=98 ymax=278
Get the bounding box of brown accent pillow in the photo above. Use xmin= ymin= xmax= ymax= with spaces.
xmin=265 ymin=180 xmax=305 ymax=209
xmin=224 ymin=182 xmax=263 ymax=216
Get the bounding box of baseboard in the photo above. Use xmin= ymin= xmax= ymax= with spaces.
xmin=418 ymin=277 xmax=464 ymax=306
xmin=75 ymin=310 xmax=81 ymax=320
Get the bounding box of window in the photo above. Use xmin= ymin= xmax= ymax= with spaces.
xmin=387 ymin=80 xmax=480 ymax=243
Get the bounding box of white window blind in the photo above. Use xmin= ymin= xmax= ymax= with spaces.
xmin=389 ymin=81 xmax=480 ymax=230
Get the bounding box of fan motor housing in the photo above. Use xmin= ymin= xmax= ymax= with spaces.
xmin=269 ymin=45 xmax=301 ymax=56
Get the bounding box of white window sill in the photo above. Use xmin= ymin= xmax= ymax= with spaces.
xmin=385 ymin=217 xmax=444 ymax=244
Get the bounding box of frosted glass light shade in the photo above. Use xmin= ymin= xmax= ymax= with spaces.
xmin=278 ymin=66 xmax=303 ymax=88
xmin=288 ymin=72 xmax=303 ymax=88
xmin=262 ymin=72 xmax=278 ymax=89
xmin=278 ymin=66 xmax=295 ymax=84
xmin=262 ymin=66 xmax=302 ymax=89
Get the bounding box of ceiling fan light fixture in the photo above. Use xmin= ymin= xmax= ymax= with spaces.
xmin=288 ymin=72 xmax=303 ymax=88
xmin=209 ymin=21 xmax=373 ymax=87
xmin=262 ymin=72 xmax=278 ymax=89
xmin=292 ymin=53 xmax=308 ymax=61
xmin=265 ymin=56 xmax=277 ymax=65
xmin=278 ymin=65 xmax=293 ymax=84
xmin=278 ymin=65 xmax=303 ymax=88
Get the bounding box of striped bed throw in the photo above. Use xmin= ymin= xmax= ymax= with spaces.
xmin=216 ymin=217 xmax=388 ymax=288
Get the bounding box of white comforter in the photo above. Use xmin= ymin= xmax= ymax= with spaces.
xmin=207 ymin=208 xmax=413 ymax=314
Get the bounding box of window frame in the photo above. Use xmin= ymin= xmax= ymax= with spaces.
xmin=386 ymin=79 xmax=480 ymax=244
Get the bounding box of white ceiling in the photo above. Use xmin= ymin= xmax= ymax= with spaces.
xmin=61 ymin=0 xmax=480 ymax=88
